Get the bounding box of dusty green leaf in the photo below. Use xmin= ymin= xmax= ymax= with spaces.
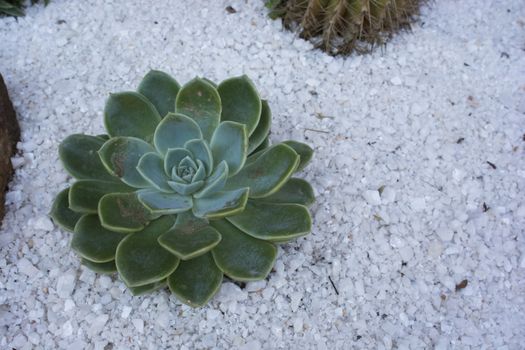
xmin=225 ymin=143 xmax=299 ymax=198
xmin=211 ymin=219 xmax=277 ymax=281
xmin=159 ymin=212 xmax=221 ymax=260
xmin=50 ymin=188 xmax=83 ymax=232
xmin=194 ymin=161 xmax=228 ymax=199
xmin=218 ymin=75 xmax=261 ymax=135
xmin=192 ymin=188 xmax=249 ymax=219
xmin=248 ymin=100 xmax=271 ymax=153
xmin=175 ymin=78 xmax=221 ymax=141
xmin=184 ymin=139 xmax=213 ymax=175
xmin=168 ymin=253 xmax=223 ymax=307
xmin=210 ymin=121 xmax=248 ymax=177
xmin=59 ymin=134 xmax=117 ymax=181
xmin=116 ymin=216 xmax=179 ymax=287
xmin=81 ymin=258 xmax=117 ymax=274
xmin=283 ymin=140 xmax=313 ymax=172
xmin=154 ymin=113 xmax=202 ymax=155
xmin=138 ymin=70 xmax=180 ymax=118
xmin=71 ymin=215 xmax=127 ymax=263
xmin=69 ymin=180 xmax=134 ymax=214
xmin=98 ymin=193 xmax=152 ymax=233
xmin=137 ymin=189 xmax=192 ymax=215
xmin=129 ymin=280 xmax=167 ymax=296
xmin=136 ymin=152 xmax=172 ymax=192
xmin=104 ymin=92 xmax=161 ymax=141
xmin=256 ymin=178 xmax=315 ymax=206
xmin=98 ymin=137 xmax=155 ymax=188
xmin=227 ymin=201 xmax=311 ymax=242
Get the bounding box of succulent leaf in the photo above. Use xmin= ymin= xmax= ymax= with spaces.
xmin=50 ymin=188 xmax=83 ymax=232
xmin=158 ymin=212 xmax=221 ymax=260
xmin=137 ymin=189 xmax=192 ymax=215
xmin=227 ymin=201 xmax=311 ymax=242
xmin=248 ymin=100 xmax=272 ymax=153
xmin=129 ymin=280 xmax=167 ymax=296
xmin=69 ymin=180 xmax=135 ymax=214
xmin=59 ymin=134 xmax=117 ymax=182
xmin=164 ymin=148 xmax=193 ymax=175
xmin=225 ymin=143 xmax=299 ymax=198
xmin=115 ymin=216 xmax=179 ymax=287
xmin=194 ymin=161 xmax=228 ymax=199
xmin=210 ymin=121 xmax=248 ymax=177
xmin=283 ymin=140 xmax=313 ymax=172
xmin=98 ymin=193 xmax=152 ymax=233
xmin=218 ymin=76 xmax=261 ymax=136
xmin=138 ymin=70 xmax=180 ymax=118
xmin=104 ymin=92 xmax=161 ymax=141
xmin=192 ymin=188 xmax=249 ymax=219
xmin=175 ymin=78 xmax=221 ymax=141
xmin=154 ymin=113 xmax=202 ymax=155
xmin=168 ymin=253 xmax=223 ymax=307
xmin=256 ymin=178 xmax=315 ymax=206
xmin=81 ymin=258 xmax=117 ymax=274
xmin=99 ymin=137 xmax=155 ymax=188
xmin=211 ymin=219 xmax=277 ymax=281
xmin=167 ymin=180 xmax=205 ymax=196
xmin=250 ymin=136 xmax=271 ymax=155
xmin=72 ymin=215 xmax=127 ymax=263
xmin=184 ymin=139 xmax=213 ymax=176
xmin=136 ymin=152 xmax=172 ymax=192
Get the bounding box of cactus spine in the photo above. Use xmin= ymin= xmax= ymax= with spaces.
xmin=266 ymin=0 xmax=422 ymax=55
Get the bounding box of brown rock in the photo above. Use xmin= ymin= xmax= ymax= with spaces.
xmin=0 ymin=73 xmax=20 ymax=223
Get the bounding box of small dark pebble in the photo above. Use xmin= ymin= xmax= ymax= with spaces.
xmin=500 ymin=52 xmax=510 ymax=58
xmin=486 ymin=161 xmax=497 ymax=169
xmin=456 ymin=137 xmax=465 ymax=144
xmin=483 ymin=202 xmax=490 ymax=212
xmin=455 ymin=279 xmax=468 ymax=291
xmin=463 ymin=62 xmax=470 ymax=67
xmin=56 ymin=19 xmax=66 ymax=24
xmin=355 ymin=335 xmax=362 ymax=340
xmin=225 ymin=5 xmax=237 ymax=13
xmin=522 ymin=133 xmax=525 ymax=141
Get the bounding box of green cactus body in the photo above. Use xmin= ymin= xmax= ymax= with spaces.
xmin=50 ymin=70 xmax=315 ymax=307
xmin=266 ymin=0 xmax=422 ymax=55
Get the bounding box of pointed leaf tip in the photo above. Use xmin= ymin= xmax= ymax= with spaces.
xmin=218 ymin=76 xmax=262 ymax=136
xmin=138 ymin=70 xmax=180 ymax=118
xmin=176 ymin=77 xmax=221 ymax=141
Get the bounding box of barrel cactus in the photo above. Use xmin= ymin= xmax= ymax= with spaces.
xmin=50 ymin=71 xmax=315 ymax=307
xmin=266 ymin=0 xmax=422 ymax=55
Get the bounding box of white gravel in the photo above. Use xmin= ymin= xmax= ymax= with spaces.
xmin=1 ymin=0 xmax=525 ymax=349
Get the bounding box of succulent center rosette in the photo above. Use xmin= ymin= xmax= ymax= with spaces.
xmin=50 ymin=71 xmax=315 ymax=307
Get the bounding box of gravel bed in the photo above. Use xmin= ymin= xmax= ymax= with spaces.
xmin=0 ymin=0 xmax=524 ymax=349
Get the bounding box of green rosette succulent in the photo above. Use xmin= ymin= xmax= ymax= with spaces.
xmin=50 ymin=70 xmax=315 ymax=307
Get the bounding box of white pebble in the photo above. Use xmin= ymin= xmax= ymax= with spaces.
xmin=56 ymin=272 xmax=76 ymax=298
xmin=132 ymin=318 xmax=144 ymax=333
xmin=17 ymin=258 xmax=39 ymax=277
xmin=121 ymin=306 xmax=132 ymax=319
xmin=363 ymin=190 xmax=381 ymax=205
xmin=436 ymin=226 xmax=454 ymax=242
xmin=410 ymin=197 xmax=426 ymax=211
xmin=381 ymin=187 xmax=396 ymax=203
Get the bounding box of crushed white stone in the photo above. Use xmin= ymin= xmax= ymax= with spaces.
xmin=0 ymin=0 xmax=524 ymax=349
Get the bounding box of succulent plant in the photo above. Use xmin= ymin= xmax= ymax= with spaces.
xmin=265 ymin=0 xmax=422 ymax=55
xmin=50 ymin=70 xmax=315 ymax=307
xmin=0 ymin=0 xmax=49 ymax=17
